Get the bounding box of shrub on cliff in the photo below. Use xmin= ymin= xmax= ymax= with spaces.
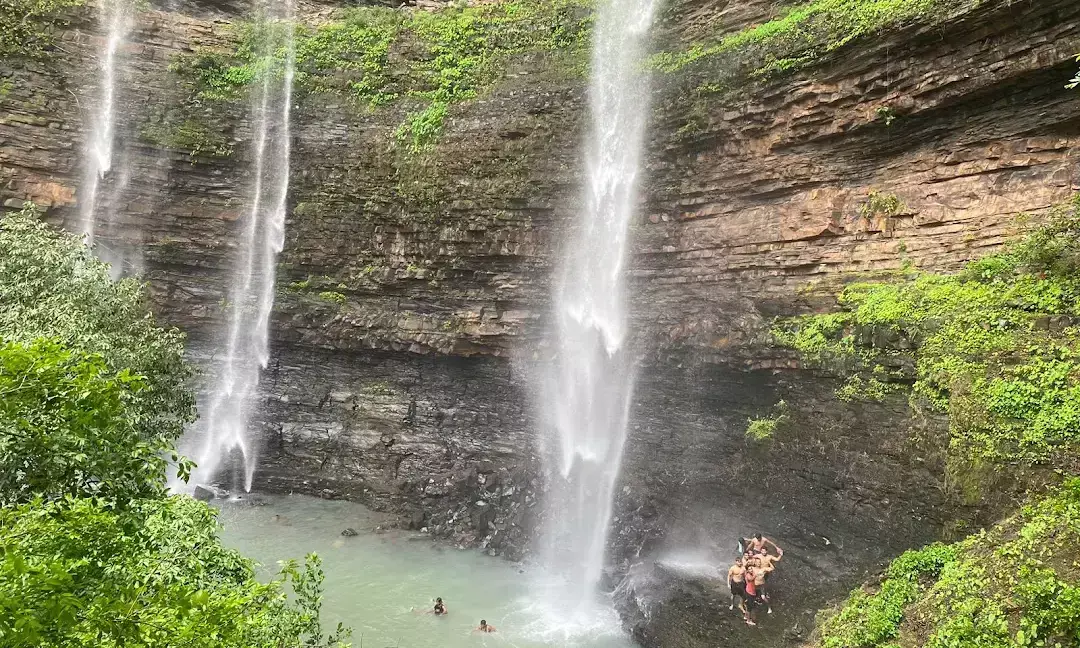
xmin=0 ymin=210 xmax=349 ymax=647
xmin=0 ymin=339 xmax=176 ymax=507
xmin=0 ymin=0 xmax=83 ymax=60
xmin=774 ymin=196 xmax=1080 ymax=474
xmin=0 ymin=204 xmax=195 ymax=453
xmin=813 ymin=479 xmax=1080 ymax=648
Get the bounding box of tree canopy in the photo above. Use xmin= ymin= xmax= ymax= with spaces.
xmin=0 ymin=206 xmax=348 ymax=647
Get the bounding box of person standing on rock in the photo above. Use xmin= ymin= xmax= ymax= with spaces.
xmin=750 ymin=558 xmax=772 ymax=615
xmin=725 ymin=556 xmax=747 ymax=611
xmin=748 ymin=533 xmax=782 ymax=557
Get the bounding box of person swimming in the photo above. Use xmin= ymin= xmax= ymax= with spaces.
xmin=474 ymin=619 xmax=496 ymax=633
xmin=433 ymin=597 xmax=447 ymax=615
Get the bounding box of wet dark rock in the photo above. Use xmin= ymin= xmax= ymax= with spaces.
xmin=341 ymin=528 xmax=359 ymax=537
xmin=192 ymin=485 xmax=216 ymax=502
xmin=1 ymin=0 xmax=1077 ymax=645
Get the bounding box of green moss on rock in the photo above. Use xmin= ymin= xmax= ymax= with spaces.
xmin=814 ymin=479 xmax=1080 ymax=648
xmin=651 ymin=0 xmax=971 ymax=77
xmin=774 ymin=196 xmax=1080 ymax=471
xmin=171 ymin=0 xmax=591 ymax=152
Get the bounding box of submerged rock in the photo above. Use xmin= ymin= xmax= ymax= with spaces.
xmin=341 ymin=528 xmax=359 ymax=537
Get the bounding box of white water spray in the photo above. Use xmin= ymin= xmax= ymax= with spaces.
xmin=533 ymin=0 xmax=658 ymax=636
xmin=181 ymin=4 xmax=296 ymax=493
xmin=78 ymin=0 xmax=131 ymax=244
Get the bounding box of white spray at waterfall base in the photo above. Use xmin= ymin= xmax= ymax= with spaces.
xmin=533 ymin=0 xmax=659 ymax=638
xmin=177 ymin=3 xmax=296 ymax=494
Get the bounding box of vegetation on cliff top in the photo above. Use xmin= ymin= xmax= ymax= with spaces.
xmin=774 ymin=196 xmax=1080 ymax=475
xmin=170 ymin=0 xmax=590 ymax=153
xmin=0 ymin=0 xmax=83 ymax=59
xmin=815 ymin=478 xmax=1080 ymax=648
xmin=652 ymin=0 xmax=972 ymax=76
xmin=0 ymin=206 xmax=348 ymax=647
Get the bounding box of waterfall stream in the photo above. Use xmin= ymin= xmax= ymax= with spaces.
xmin=78 ymin=0 xmax=131 ymax=246
xmin=182 ymin=3 xmax=296 ymax=492
xmin=536 ymin=0 xmax=658 ymax=635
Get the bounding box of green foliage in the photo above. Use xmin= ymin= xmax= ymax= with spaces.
xmin=860 ymin=190 xmax=904 ymax=219
xmin=651 ymin=0 xmax=965 ymax=77
xmin=819 ymin=543 xmax=958 ymax=648
xmin=1068 ymin=54 xmax=1080 ymax=90
xmin=745 ymin=399 xmax=789 ymax=441
xmin=875 ymin=105 xmax=897 ymax=126
xmin=0 ymin=496 xmax=350 ymax=647
xmin=0 ymin=211 xmax=349 ymax=647
xmin=294 ymin=8 xmax=402 ymax=108
xmin=0 ymin=206 xmax=195 ymax=451
xmin=0 ymin=0 xmax=83 ymax=60
xmin=0 ymin=339 xmax=176 ymax=506
xmin=774 ymin=196 xmax=1080 ymax=468
xmin=175 ymin=0 xmax=591 ymax=151
xmin=815 ymin=479 xmax=1080 ymax=648
xmin=316 ymin=290 xmax=347 ymax=305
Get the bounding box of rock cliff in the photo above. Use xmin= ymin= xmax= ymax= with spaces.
xmin=2 ymin=0 xmax=1079 ymax=645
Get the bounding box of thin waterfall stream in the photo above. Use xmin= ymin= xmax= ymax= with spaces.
xmin=535 ymin=0 xmax=658 ymax=636
xmin=179 ymin=2 xmax=296 ymax=493
xmin=78 ymin=0 xmax=131 ymax=246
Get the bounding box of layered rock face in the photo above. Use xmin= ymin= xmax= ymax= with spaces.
xmin=2 ymin=0 xmax=1079 ymax=644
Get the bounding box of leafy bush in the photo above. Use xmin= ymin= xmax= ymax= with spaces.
xmin=0 ymin=213 xmax=349 ymax=646
xmin=173 ymin=0 xmax=591 ymax=152
xmin=0 ymin=205 xmax=195 ymax=451
xmin=0 ymin=0 xmax=83 ymax=59
xmin=774 ymin=197 xmax=1080 ymax=468
xmin=860 ymin=190 xmax=904 ymax=219
xmin=745 ymin=400 xmax=789 ymax=441
xmin=0 ymin=496 xmax=349 ymax=647
xmin=316 ymin=290 xmax=347 ymax=305
xmin=815 ymin=480 xmax=1080 ymax=648
xmin=0 ymin=339 xmax=176 ymax=506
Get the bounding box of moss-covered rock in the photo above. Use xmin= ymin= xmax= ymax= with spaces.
xmin=813 ymin=478 xmax=1080 ymax=648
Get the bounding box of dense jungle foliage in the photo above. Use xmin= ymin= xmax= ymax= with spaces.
xmin=0 ymin=206 xmax=348 ymax=647
xmin=781 ymin=198 xmax=1080 ymax=647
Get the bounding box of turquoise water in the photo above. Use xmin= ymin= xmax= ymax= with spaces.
xmin=217 ymin=494 xmax=635 ymax=648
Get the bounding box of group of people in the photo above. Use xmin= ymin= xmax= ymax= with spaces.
xmin=724 ymin=533 xmax=783 ymax=627
xmin=422 ymin=597 xmax=496 ymax=633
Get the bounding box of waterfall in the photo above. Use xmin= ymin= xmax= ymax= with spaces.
xmin=78 ymin=0 xmax=131 ymax=245
xmin=182 ymin=3 xmax=296 ymax=493
xmin=534 ymin=0 xmax=658 ymax=635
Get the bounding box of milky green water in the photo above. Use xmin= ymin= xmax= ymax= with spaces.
xmin=217 ymin=494 xmax=635 ymax=648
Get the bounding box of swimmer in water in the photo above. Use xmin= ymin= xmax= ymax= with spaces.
xmin=433 ymin=597 xmax=447 ymax=615
xmin=474 ymin=619 xmax=496 ymax=633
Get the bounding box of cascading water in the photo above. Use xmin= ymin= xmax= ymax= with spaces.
xmin=533 ymin=0 xmax=658 ymax=636
xmin=78 ymin=0 xmax=131 ymax=245
xmin=180 ymin=3 xmax=296 ymax=493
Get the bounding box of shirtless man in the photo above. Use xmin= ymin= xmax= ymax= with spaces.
xmin=751 ymin=561 xmax=772 ymax=615
xmin=747 ymin=533 xmax=783 ymax=557
xmin=725 ymin=556 xmax=747 ymax=611
xmin=742 ymin=561 xmax=759 ymax=626
xmin=474 ymin=619 xmax=496 ymax=633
